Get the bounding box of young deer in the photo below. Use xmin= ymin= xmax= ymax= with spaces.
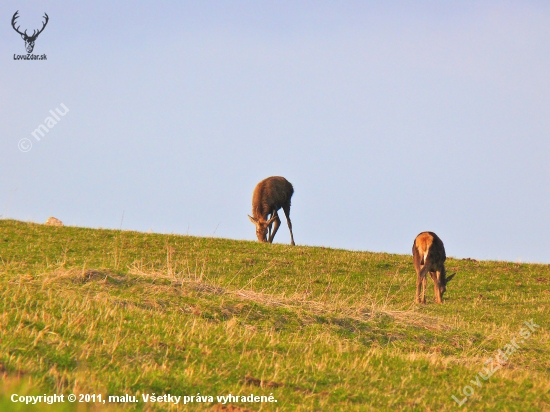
xmin=248 ymin=176 xmax=295 ymax=245
xmin=412 ymin=232 xmax=455 ymax=304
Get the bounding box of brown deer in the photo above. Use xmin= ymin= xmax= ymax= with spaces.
xmin=248 ymin=176 xmax=295 ymax=245
xmin=412 ymin=232 xmax=455 ymax=304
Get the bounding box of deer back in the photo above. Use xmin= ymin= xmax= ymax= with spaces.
xmin=252 ymin=176 xmax=294 ymax=218
xmin=413 ymin=232 xmax=446 ymax=272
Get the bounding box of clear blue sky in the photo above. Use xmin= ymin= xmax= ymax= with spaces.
xmin=1 ymin=1 xmax=549 ymax=263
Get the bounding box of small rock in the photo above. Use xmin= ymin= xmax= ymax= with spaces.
xmin=45 ymin=217 xmax=63 ymax=226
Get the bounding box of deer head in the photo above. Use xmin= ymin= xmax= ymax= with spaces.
xmin=248 ymin=215 xmax=277 ymax=242
xmin=12 ymin=11 xmax=49 ymax=53
xmin=438 ymin=272 xmax=456 ymax=301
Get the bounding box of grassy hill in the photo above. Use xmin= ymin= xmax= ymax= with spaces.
xmin=0 ymin=219 xmax=548 ymax=411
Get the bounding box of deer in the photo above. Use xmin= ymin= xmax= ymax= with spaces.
xmin=248 ymin=176 xmax=295 ymax=246
xmin=11 ymin=11 xmax=49 ymax=54
xmin=412 ymin=232 xmax=456 ymax=304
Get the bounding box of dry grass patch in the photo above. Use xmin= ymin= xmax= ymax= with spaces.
xmin=128 ymin=266 xmax=451 ymax=333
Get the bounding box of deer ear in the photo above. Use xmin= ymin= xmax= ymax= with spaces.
xmin=248 ymin=215 xmax=258 ymax=224
xmin=446 ymin=273 xmax=456 ymax=283
xmin=266 ymin=215 xmax=277 ymax=225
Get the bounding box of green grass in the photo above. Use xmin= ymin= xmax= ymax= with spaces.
xmin=0 ymin=219 xmax=548 ymax=411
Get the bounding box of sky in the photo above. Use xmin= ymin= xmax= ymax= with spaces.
xmin=1 ymin=1 xmax=549 ymax=263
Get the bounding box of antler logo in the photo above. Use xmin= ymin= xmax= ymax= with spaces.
xmin=11 ymin=11 xmax=49 ymax=54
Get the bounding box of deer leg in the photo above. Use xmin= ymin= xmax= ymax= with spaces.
xmin=433 ymin=271 xmax=442 ymax=303
xmin=268 ymin=211 xmax=281 ymax=243
xmin=282 ymin=204 xmax=295 ymax=246
xmin=416 ymin=263 xmax=429 ymax=304
xmin=415 ymin=273 xmax=423 ymax=304
xmin=429 ymin=272 xmax=438 ymax=303
xmin=416 ymin=259 xmax=433 ymax=304
xmin=421 ymin=276 xmax=427 ymax=304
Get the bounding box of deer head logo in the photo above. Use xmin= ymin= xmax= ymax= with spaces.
xmin=11 ymin=11 xmax=49 ymax=54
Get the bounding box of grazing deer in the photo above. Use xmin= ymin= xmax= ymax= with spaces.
xmin=248 ymin=176 xmax=295 ymax=245
xmin=412 ymin=232 xmax=455 ymax=304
